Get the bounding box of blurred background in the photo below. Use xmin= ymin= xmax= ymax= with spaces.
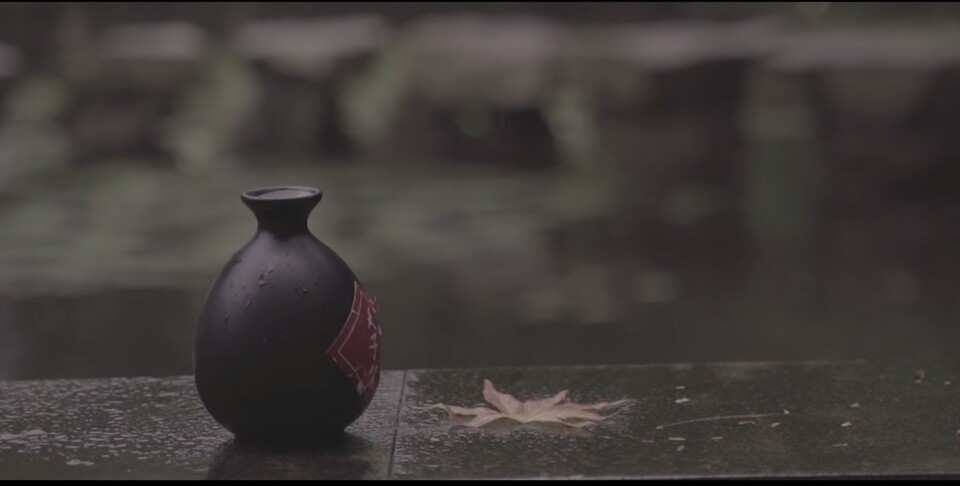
xmin=2 ymin=2 xmax=960 ymax=380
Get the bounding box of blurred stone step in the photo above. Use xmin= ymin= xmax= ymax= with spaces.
xmin=64 ymin=21 xmax=211 ymax=163
xmin=764 ymin=27 xmax=960 ymax=308
xmin=0 ymin=40 xmax=20 ymax=113
xmin=385 ymin=14 xmax=564 ymax=169
xmin=0 ymin=3 xmax=65 ymax=74
xmin=565 ymin=20 xmax=778 ymax=264
xmin=568 ymin=19 xmax=777 ymax=172
xmin=232 ymin=15 xmax=388 ymax=157
xmin=768 ymin=27 xmax=960 ymax=177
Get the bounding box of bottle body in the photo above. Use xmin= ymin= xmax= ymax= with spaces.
xmin=194 ymin=187 xmax=381 ymax=442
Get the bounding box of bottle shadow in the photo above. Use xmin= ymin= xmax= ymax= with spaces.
xmin=205 ymin=432 xmax=377 ymax=480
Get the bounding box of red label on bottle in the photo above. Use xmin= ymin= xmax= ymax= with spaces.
xmin=327 ymin=281 xmax=382 ymax=410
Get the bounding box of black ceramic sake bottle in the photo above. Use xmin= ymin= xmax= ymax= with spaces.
xmin=194 ymin=186 xmax=382 ymax=443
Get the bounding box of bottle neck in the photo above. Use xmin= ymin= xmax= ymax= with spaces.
xmin=242 ymin=186 xmax=322 ymax=238
xmin=254 ymin=212 xmax=311 ymax=237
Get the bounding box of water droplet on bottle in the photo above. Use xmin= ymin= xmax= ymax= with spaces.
xmin=244 ymin=300 xmax=252 ymax=309
xmin=267 ymin=265 xmax=275 ymax=274
xmin=223 ymin=312 xmax=229 ymax=322
xmin=258 ymin=278 xmax=266 ymax=287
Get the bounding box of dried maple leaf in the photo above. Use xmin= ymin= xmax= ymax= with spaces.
xmin=426 ymin=379 xmax=632 ymax=428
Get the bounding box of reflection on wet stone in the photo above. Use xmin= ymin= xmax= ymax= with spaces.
xmin=206 ymin=434 xmax=375 ymax=480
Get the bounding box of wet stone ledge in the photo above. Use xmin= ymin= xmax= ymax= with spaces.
xmin=2 ymin=362 xmax=960 ymax=479
xmin=0 ymin=372 xmax=404 ymax=479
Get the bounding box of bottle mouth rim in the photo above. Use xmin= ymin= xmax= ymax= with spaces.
xmin=241 ymin=186 xmax=322 ymax=203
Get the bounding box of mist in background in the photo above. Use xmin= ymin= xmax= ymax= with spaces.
xmin=2 ymin=2 xmax=960 ymax=380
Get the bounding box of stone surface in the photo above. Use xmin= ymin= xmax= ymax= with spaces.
xmin=571 ymin=19 xmax=776 ymax=72
xmin=403 ymin=14 xmax=564 ymax=108
xmin=233 ymin=16 xmax=387 ymax=81
xmin=393 ymin=362 xmax=960 ymax=479
xmin=95 ymin=21 xmax=211 ymax=90
xmin=0 ymin=371 xmax=404 ymax=479
xmin=3 ymin=363 xmax=960 ymax=478
xmin=769 ymin=28 xmax=960 ymax=72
